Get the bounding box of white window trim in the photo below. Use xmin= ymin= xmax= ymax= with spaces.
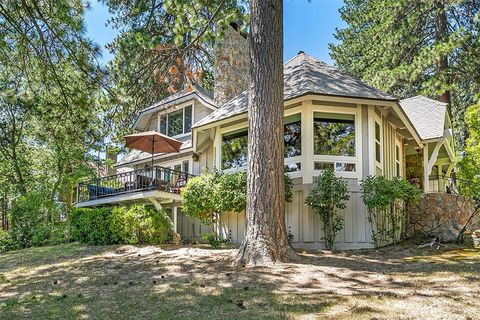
xmin=217 ymin=111 xmax=304 ymax=177
xmin=157 ymin=102 xmax=194 ymax=138
xmin=311 ymin=105 xmax=361 ymax=179
xmin=395 ymin=135 xmax=403 ymax=177
xmin=374 ymin=112 xmax=383 ymax=175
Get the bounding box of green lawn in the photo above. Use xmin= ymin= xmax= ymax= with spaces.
xmin=0 ymin=243 xmax=479 ymax=319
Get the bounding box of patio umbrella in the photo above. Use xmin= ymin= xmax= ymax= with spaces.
xmin=124 ymin=131 xmax=183 ymax=167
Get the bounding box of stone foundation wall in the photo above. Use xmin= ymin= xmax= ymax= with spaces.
xmin=407 ymin=193 xmax=480 ymax=242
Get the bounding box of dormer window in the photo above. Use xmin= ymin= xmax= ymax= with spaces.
xmin=158 ymin=105 xmax=193 ymax=137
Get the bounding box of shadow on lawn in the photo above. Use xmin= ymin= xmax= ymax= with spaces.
xmin=0 ymin=243 xmax=479 ymax=319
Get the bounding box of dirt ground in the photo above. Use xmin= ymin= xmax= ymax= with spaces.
xmin=0 ymin=242 xmax=479 ymax=319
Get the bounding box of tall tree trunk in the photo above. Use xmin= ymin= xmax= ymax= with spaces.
xmin=434 ymin=0 xmax=451 ymax=105
xmin=235 ymin=0 xmax=299 ymax=266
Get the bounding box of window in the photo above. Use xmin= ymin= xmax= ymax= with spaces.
xmin=184 ymin=105 xmax=192 ymax=133
xmin=395 ymin=145 xmax=401 ymax=177
xmin=284 ymin=114 xmax=301 ymax=158
xmin=168 ymin=109 xmax=183 ymax=136
xmin=375 ymin=121 xmax=381 ymax=163
xmin=221 ymin=115 xmax=303 ymax=171
xmin=336 ymin=162 xmax=356 ymax=172
xmin=158 ymin=105 xmax=193 ymax=137
xmin=285 ymin=163 xmax=301 ymax=172
xmin=221 ymin=129 xmax=248 ymax=170
xmin=314 ymin=162 xmax=334 ymax=171
xmin=314 ymin=112 xmax=355 ymax=156
xmin=159 ymin=115 xmax=167 ymax=134
xmin=182 ymin=160 xmax=189 ymax=174
xmin=314 ymin=161 xmax=356 ymax=173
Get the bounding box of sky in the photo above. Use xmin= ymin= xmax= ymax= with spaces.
xmin=84 ymin=0 xmax=346 ymax=65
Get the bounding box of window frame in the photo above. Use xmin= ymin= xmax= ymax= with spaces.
xmin=374 ymin=113 xmax=383 ymax=175
xmin=157 ymin=103 xmax=194 ymax=138
xmin=395 ymin=136 xmax=402 ymax=177
xmin=218 ymin=112 xmax=304 ymax=178
xmin=312 ymin=106 xmax=360 ymax=179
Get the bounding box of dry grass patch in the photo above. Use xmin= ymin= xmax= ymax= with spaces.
xmin=0 ymin=242 xmax=479 ymax=319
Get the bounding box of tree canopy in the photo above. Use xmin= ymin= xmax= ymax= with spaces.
xmin=330 ymin=0 xmax=480 ymax=147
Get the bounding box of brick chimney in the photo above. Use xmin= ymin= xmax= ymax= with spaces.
xmin=213 ymin=22 xmax=250 ymax=106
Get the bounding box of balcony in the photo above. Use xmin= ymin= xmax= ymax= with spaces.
xmin=75 ymin=166 xmax=194 ymax=208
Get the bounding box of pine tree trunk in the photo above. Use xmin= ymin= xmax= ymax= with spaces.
xmin=235 ymin=0 xmax=299 ymax=266
xmin=434 ymin=0 xmax=451 ymax=105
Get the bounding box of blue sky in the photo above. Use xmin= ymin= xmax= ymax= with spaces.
xmin=85 ymin=0 xmax=346 ymax=65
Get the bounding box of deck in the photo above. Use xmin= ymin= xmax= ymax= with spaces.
xmin=75 ymin=166 xmax=194 ymax=207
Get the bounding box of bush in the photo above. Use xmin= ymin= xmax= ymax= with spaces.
xmin=9 ymin=191 xmax=68 ymax=249
xmin=70 ymin=207 xmax=114 ymax=245
xmin=305 ymin=169 xmax=350 ymax=250
xmin=361 ymin=176 xmax=421 ymax=245
xmin=201 ymin=232 xmax=228 ymax=249
xmin=0 ymin=229 xmax=15 ymax=252
xmin=70 ymin=205 xmax=174 ymax=245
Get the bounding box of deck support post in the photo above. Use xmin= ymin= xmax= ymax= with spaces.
xmin=173 ymin=206 xmax=178 ymax=234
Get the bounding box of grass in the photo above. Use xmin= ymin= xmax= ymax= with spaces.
xmin=0 ymin=242 xmax=479 ymax=319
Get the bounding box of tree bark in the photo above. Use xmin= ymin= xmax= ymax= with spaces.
xmin=434 ymin=0 xmax=451 ymax=105
xmin=235 ymin=0 xmax=299 ymax=266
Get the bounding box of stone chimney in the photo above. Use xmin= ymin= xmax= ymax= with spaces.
xmin=214 ymin=22 xmax=250 ymax=106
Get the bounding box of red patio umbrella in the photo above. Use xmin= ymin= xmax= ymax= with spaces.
xmin=124 ymin=131 xmax=182 ymax=167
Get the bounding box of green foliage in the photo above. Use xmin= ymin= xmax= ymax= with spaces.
xmin=330 ymin=0 xmax=480 ymax=147
xmin=305 ymin=169 xmax=350 ymax=250
xmin=217 ymin=171 xmax=248 ymax=213
xmin=458 ymin=101 xmax=480 ymax=202
xmin=182 ymin=169 xmax=293 ymax=225
xmin=9 ymin=191 xmax=68 ymax=249
xmin=201 ymin=232 xmax=228 ymax=249
xmin=70 ymin=205 xmax=174 ymax=245
xmin=361 ymin=176 xmax=421 ymax=245
xmin=0 ymin=229 xmax=14 ymax=252
xmin=103 ymin=0 xmax=249 ymax=139
xmin=181 ymin=169 xmax=222 ymax=225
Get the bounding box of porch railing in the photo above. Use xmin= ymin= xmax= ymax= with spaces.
xmin=76 ymin=166 xmax=195 ymax=203
xmin=422 ymin=175 xmax=475 ymax=195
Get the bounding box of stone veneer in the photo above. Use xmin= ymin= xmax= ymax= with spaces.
xmin=213 ymin=24 xmax=250 ymax=106
xmin=407 ymin=193 xmax=480 ymax=242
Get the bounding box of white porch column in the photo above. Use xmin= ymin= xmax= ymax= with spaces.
xmin=301 ymin=100 xmax=314 ymax=184
xmin=423 ymin=144 xmax=429 ymax=193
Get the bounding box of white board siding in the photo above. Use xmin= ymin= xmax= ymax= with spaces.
xmin=211 ymin=187 xmax=374 ymax=250
xmin=176 ymin=209 xmax=211 ymax=242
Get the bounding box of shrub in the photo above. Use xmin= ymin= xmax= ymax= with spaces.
xmin=70 ymin=205 xmax=174 ymax=245
xmin=9 ymin=191 xmax=68 ymax=249
xmin=305 ymin=169 xmax=350 ymax=250
xmin=361 ymin=176 xmax=421 ymax=245
xmin=201 ymin=232 xmax=228 ymax=249
xmin=0 ymin=229 xmax=15 ymax=252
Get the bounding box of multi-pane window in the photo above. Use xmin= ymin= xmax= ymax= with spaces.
xmin=158 ymin=105 xmax=193 ymax=137
xmin=313 ymin=112 xmax=355 ymax=157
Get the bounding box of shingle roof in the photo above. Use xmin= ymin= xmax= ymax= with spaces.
xmin=140 ymin=84 xmax=214 ymax=113
xmin=399 ymin=96 xmax=447 ymax=141
xmin=193 ymin=52 xmax=395 ymax=128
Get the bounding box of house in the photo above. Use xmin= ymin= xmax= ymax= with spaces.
xmin=75 ymin=25 xmax=457 ymax=249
